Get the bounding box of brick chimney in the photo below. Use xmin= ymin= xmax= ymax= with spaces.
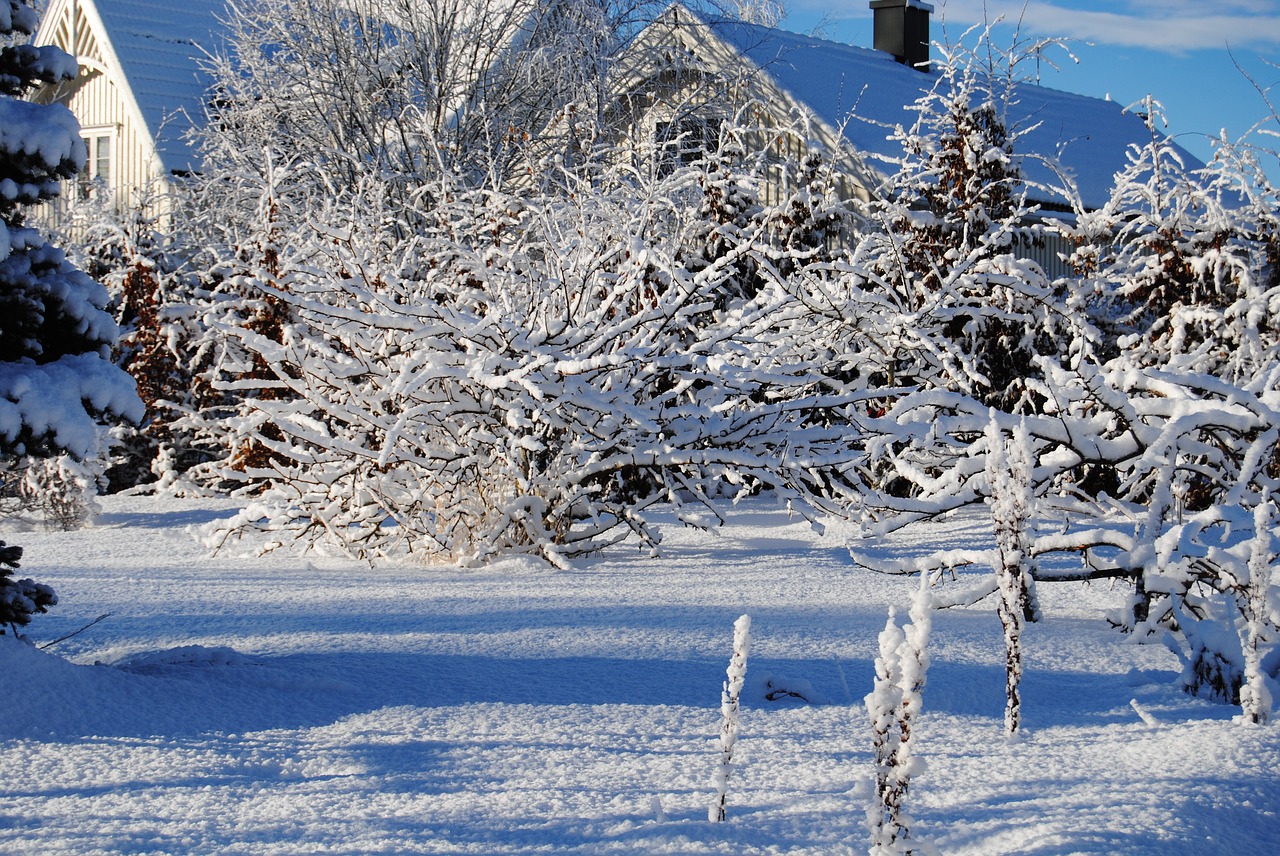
xmin=869 ymin=0 xmax=932 ymax=72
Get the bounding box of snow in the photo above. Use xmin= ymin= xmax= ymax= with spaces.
xmin=0 ymin=353 xmax=143 ymax=459
xmin=3 ymin=494 xmax=1277 ymax=854
xmin=0 ymin=96 xmax=81 ymax=173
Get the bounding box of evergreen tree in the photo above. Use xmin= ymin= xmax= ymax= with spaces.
xmin=0 ymin=539 xmax=55 ymax=637
xmin=65 ymin=190 xmax=209 ymax=491
xmin=0 ymin=0 xmax=139 ymax=461
xmin=858 ymin=30 xmax=1073 ymax=413
xmin=0 ymin=0 xmax=141 ymax=637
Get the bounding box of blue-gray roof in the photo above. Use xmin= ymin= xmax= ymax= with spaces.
xmin=88 ymin=1 xmax=1195 ymax=205
xmin=702 ymin=16 xmax=1197 ymax=210
xmin=93 ymin=0 xmax=226 ymax=174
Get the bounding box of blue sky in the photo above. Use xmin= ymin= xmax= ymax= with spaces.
xmin=781 ymin=0 xmax=1280 ymax=175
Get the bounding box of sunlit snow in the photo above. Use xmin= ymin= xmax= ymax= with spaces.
xmin=3 ymin=495 xmax=1276 ymax=854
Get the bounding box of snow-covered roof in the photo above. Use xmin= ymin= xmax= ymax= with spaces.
xmin=689 ymin=12 xmax=1199 ymax=211
xmin=88 ymin=0 xmax=227 ymax=174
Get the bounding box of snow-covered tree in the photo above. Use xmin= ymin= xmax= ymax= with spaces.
xmin=722 ymin=0 xmax=784 ymax=27
xmin=169 ymin=155 xmax=316 ymax=494
xmin=854 ymin=26 xmax=1074 ymax=414
xmin=58 ymin=188 xmax=210 ymax=492
xmin=0 ymin=0 xmax=140 ymax=463
xmin=839 ymin=31 xmax=1280 ymax=718
xmin=711 ymin=613 xmax=750 ymax=822
xmin=849 ymin=361 xmax=1280 ymax=713
xmin=193 ymin=0 xmax=653 ymax=235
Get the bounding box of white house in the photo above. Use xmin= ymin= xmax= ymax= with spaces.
xmin=32 ymin=0 xmax=226 ymax=212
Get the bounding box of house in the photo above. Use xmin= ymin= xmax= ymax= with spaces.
xmin=32 ymin=1 xmax=1195 ymax=244
xmin=607 ymin=1 xmax=1200 ymax=272
xmin=31 ymin=0 xmax=227 ymax=213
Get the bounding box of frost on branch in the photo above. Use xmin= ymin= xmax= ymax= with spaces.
xmin=711 ymin=613 xmax=751 ymax=822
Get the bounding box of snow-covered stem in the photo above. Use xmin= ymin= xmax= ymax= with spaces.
xmin=712 ymin=613 xmax=751 ymax=822
xmin=986 ymin=414 xmax=1039 ymax=735
xmin=866 ymin=576 xmax=933 ymax=854
xmin=1239 ymin=501 xmax=1276 ymax=725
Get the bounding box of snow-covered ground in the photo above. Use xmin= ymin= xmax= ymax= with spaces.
xmin=2 ymin=495 xmax=1277 ymax=855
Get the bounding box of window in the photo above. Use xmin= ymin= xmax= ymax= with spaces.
xmin=655 ymin=116 xmax=721 ymax=175
xmin=78 ymin=127 xmax=114 ymax=200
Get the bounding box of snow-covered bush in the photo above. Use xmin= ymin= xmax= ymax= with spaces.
xmin=711 ymin=613 xmax=750 ymax=822
xmin=850 ymin=363 xmax=1280 ymax=713
xmin=0 ymin=451 xmax=103 ymax=530
xmin=866 ymin=579 xmax=932 ymax=854
xmin=201 ymin=137 xmax=863 ymax=566
xmin=182 ymin=163 xmax=305 ymax=492
xmin=1069 ymin=98 xmax=1276 ymax=387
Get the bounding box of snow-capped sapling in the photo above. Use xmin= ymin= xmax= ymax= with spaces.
xmin=866 ymin=578 xmax=932 ymax=854
xmin=712 ymin=613 xmax=751 ymax=822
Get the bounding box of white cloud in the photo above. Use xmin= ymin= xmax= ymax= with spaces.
xmin=787 ymin=0 xmax=1280 ymax=52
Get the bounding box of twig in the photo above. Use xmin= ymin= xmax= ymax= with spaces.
xmin=39 ymin=613 xmax=112 ymax=650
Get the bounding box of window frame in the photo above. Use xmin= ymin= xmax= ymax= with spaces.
xmin=77 ymin=124 xmax=116 ymax=200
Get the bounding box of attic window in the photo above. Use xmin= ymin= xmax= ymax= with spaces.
xmin=655 ymin=115 xmax=721 ymax=175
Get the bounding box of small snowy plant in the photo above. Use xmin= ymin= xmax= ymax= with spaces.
xmin=711 ymin=613 xmax=751 ymax=822
xmin=0 ymin=450 xmax=105 ymax=530
xmin=0 ymin=541 xmax=56 ymax=639
xmin=866 ymin=578 xmax=932 ymax=854
xmin=985 ymin=415 xmax=1040 ymax=736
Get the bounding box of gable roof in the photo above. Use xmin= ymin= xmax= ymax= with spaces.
xmin=35 ymin=0 xmax=227 ymax=175
xmin=88 ymin=0 xmax=227 ymax=174
xmin=635 ymin=6 xmax=1200 ymax=211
